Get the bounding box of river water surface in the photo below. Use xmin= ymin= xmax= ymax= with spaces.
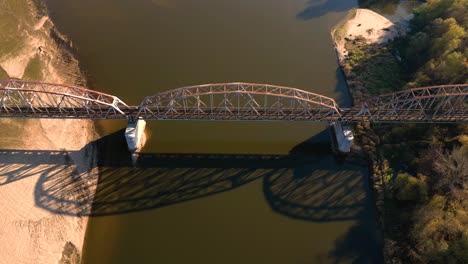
xmin=44 ymin=0 xmax=386 ymax=263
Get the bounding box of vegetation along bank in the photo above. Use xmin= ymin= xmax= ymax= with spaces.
xmin=333 ymin=1 xmax=467 ymax=263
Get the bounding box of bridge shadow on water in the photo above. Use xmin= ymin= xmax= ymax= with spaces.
xmin=0 ymin=129 xmax=368 ymax=220
xmin=0 ymin=128 xmax=382 ymax=262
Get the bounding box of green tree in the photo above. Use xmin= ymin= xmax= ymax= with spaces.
xmin=438 ymin=234 xmax=468 ymax=264
xmin=433 ymin=146 xmax=468 ymax=196
xmin=394 ymin=173 xmax=428 ymax=202
xmin=411 ymin=195 xmax=468 ymax=263
xmin=403 ymin=0 xmax=468 ymax=86
xmin=432 ymin=51 xmax=467 ymax=82
xmin=430 ymin=18 xmax=465 ymax=57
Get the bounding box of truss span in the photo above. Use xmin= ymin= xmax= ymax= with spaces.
xmin=0 ymin=80 xmax=129 ymax=119
xmin=0 ymin=80 xmax=466 ymax=123
xmin=137 ymin=82 xmax=342 ymax=121
xmin=346 ymin=84 xmax=468 ymax=123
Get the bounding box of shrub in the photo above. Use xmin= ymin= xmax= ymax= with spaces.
xmin=394 ymin=173 xmax=428 ymax=202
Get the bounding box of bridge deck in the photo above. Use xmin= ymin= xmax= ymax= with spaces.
xmin=0 ymin=81 xmax=466 ymax=123
xmin=0 ymin=107 xmax=466 ymax=123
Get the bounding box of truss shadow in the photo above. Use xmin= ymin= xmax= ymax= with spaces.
xmin=0 ymin=128 xmax=369 ymax=222
xmin=264 ymin=164 xmax=368 ymax=222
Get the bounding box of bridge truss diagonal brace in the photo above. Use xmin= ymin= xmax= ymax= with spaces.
xmin=348 ymin=84 xmax=468 ymax=123
xmin=0 ymin=80 xmax=130 ymax=119
xmin=1 ymin=80 xmax=467 ymax=123
xmin=135 ymin=82 xmax=342 ymax=121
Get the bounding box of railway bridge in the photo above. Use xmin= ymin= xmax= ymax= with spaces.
xmin=1 ymin=80 xmax=466 ymax=151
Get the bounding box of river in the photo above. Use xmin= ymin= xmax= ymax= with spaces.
xmin=43 ymin=0 xmax=387 ymax=263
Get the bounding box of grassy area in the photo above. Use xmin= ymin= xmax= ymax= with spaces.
xmin=22 ymin=55 xmax=42 ymax=80
xmin=345 ymin=36 xmax=403 ymax=95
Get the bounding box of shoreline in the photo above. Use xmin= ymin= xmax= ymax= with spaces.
xmin=0 ymin=1 xmax=100 ymax=263
xmin=330 ymin=8 xmax=408 ymax=262
xmin=0 ymin=4 xmax=410 ymax=264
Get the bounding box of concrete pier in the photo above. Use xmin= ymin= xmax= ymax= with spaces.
xmin=125 ymin=119 xmax=146 ymax=152
xmin=331 ymin=122 xmax=354 ymax=153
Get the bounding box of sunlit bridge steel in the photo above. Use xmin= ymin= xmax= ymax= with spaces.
xmin=0 ymin=80 xmax=129 ymax=119
xmin=344 ymin=84 xmax=468 ymax=123
xmin=137 ymin=83 xmax=342 ymax=121
xmin=0 ymin=80 xmax=467 ymax=123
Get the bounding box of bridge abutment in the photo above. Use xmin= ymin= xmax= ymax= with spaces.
xmin=125 ymin=119 xmax=146 ymax=152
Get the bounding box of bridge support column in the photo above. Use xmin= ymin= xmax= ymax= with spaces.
xmin=125 ymin=119 xmax=146 ymax=152
xmin=330 ymin=121 xmax=354 ymax=153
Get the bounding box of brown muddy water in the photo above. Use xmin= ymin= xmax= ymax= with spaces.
xmin=42 ymin=0 xmax=393 ymax=263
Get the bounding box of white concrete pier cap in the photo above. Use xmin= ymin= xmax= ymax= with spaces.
xmin=125 ymin=120 xmax=146 ymax=152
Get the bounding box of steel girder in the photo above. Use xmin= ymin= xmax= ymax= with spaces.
xmin=347 ymin=84 xmax=468 ymax=123
xmin=137 ymin=82 xmax=342 ymax=121
xmin=0 ymin=80 xmax=129 ymax=119
xmin=0 ymin=80 xmax=466 ymax=123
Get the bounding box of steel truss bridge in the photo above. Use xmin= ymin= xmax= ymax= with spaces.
xmin=0 ymin=80 xmax=467 ymax=123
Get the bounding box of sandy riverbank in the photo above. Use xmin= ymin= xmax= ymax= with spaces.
xmin=332 ymin=9 xmax=402 ymax=62
xmin=330 ymin=8 xmax=407 ymax=155
xmin=0 ymin=1 xmax=100 ymax=263
xmin=331 ymin=9 xmax=410 ymax=263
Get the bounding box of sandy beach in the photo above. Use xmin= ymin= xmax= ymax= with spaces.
xmin=0 ymin=119 xmax=100 ymax=264
xmin=332 ymin=9 xmax=401 ymax=62
xmin=0 ymin=1 xmax=100 ymax=263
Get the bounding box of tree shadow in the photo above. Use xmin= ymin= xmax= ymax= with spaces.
xmin=297 ymin=0 xmax=357 ymax=20
xmin=327 ymin=215 xmax=383 ymax=263
xmin=334 ymin=66 xmax=353 ymax=107
xmin=358 ymin=0 xmax=401 ymax=16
